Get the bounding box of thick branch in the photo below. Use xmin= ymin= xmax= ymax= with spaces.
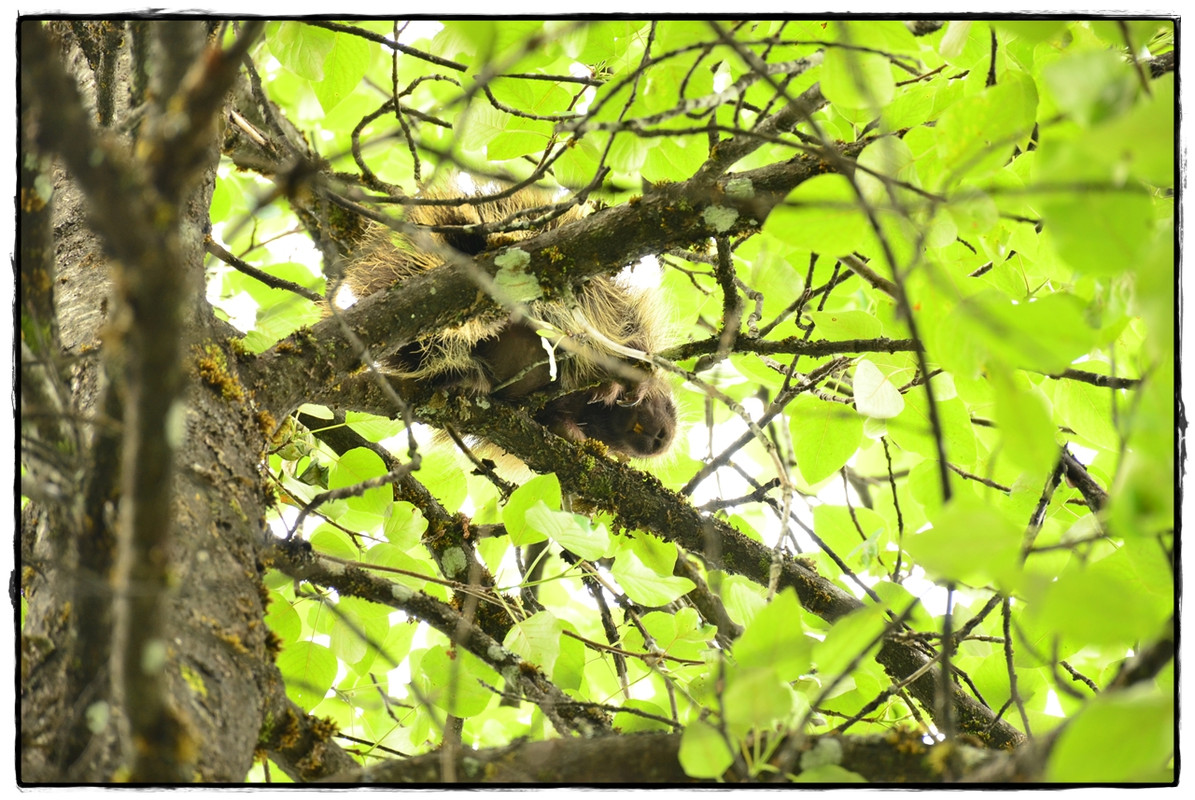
xmin=329 ymin=728 xmax=1016 ymax=784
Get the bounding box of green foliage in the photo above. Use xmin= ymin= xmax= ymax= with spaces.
xmin=226 ymin=19 xmax=1175 ymax=783
xmin=1047 ymin=680 xmax=1174 ymax=782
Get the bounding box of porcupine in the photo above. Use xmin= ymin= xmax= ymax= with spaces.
xmin=339 ymin=183 xmax=678 ymax=460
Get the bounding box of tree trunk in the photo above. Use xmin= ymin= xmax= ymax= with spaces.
xmin=18 ymin=20 xmax=308 ymax=783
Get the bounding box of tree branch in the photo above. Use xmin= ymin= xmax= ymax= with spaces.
xmin=268 ymin=540 xmax=612 ymax=739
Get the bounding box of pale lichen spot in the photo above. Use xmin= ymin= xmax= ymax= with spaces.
xmin=800 ymin=736 xmax=844 ymax=770
xmin=724 ymin=177 xmax=755 ymax=200
xmin=494 ymin=248 xmax=542 ymax=304
xmin=442 ymin=546 xmax=468 ymax=578
xmin=495 ymin=247 xmax=532 ymax=270
xmin=141 ymin=639 xmax=168 ymax=675
xmin=167 ymin=401 xmax=188 ymax=448
xmin=702 ymin=205 xmax=739 ymax=233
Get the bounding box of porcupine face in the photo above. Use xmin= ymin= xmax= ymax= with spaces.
xmin=345 ymin=184 xmax=679 ymax=460
xmin=535 ymin=379 xmax=677 ymax=459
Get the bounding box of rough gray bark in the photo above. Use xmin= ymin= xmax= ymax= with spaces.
xmin=18 ymin=20 xmax=344 ymax=783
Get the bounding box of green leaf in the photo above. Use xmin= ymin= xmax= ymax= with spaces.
xmin=309 ymin=525 xmax=359 ymax=561
xmin=870 ymin=581 xmax=937 ymax=632
xmin=938 ymin=21 xmax=988 ymax=69
xmin=563 ymin=19 xmax=647 ymax=69
xmin=457 ymin=103 xmax=506 ymax=154
xmin=806 ymin=310 xmax=881 ymax=341
xmin=488 ymin=125 xmax=553 ymax=162
xmin=267 ymin=22 xmax=335 ymax=81
xmin=1085 ymin=76 xmax=1174 ymax=185
xmin=821 ymin=44 xmax=895 ymax=111
xmin=812 ymin=504 xmax=889 ymax=572
xmin=988 ymin=369 xmax=1058 ymax=474
xmin=1046 ymin=685 xmax=1174 ymax=782
xmin=277 ymin=641 xmax=337 ymax=711
xmin=719 ymin=574 xmax=769 ymax=627
xmin=343 ymin=411 xmax=405 ymax=443
xmin=1042 ymin=192 xmax=1155 ymax=278
xmin=732 ymin=589 xmax=812 ymax=681
xmin=795 ymin=764 xmax=868 ymax=783
xmin=853 ymin=359 xmax=905 ymax=420
xmin=821 ymin=21 xmax=914 ymax=111
xmin=554 ymin=134 xmax=604 ymax=188
xmin=856 ymin=136 xmax=916 ymax=206
xmin=328 ymin=447 xmax=390 ymax=517
xmin=935 ymin=70 xmax=1037 ymax=184
xmin=503 ymin=474 xmax=562 ymax=545
xmin=815 ymin=603 xmax=888 ymax=679
xmin=553 ymin=629 xmax=586 ymax=691
xmin=611 ymin=130 xmax=650 ymax=173
xmin=263 ymin=588 xmax=301 ymax=643
xmin=790 ymin=394 xmax=864 ymax=486
xmin=614 ymin=699 xmax=674 ymax=733
xmin=419 ymin=645 xmax=495 ymax=719
xmin=504 ymin=611 xmax=564 ymax=678
xmin=626 ymin=529 xmax=680 ymax=576
xmin=936 ymin=290 xmax=1099 ymax=377
xmin=611 ymin=550 xmax=695 ymax=606
xmin=888 ymin=388 xmax=978 ymax=470
xmin=991 ymin=19 xmax=1069 ymax=44
xmin=413 ymin=449 xmax=469 ymax=513
xmin=904 ymin=497 xmax=1022 ymax=589
xmin=489 ymin=74 xmax=575 ymax=116
xmin=363 ymin=543 xmax=438 ymax=597
xmin=524 ymin=501 xmax=611 ymax=560
xmin=765 ymin=174 xmax=868 ymax=258
xmin=312 ymin=32 xmax=370 ymax=113
xmin=635 ymin=607 xmax=714 ymax=662
xmin=641 ymin=133 xmax=705 ymax=183
xmin=329 ymin=596 xmax=390 ymax=673
xmin=382 ymin=502 xmax=428 ymax=551
xmin=1042 ymin=49 xmax=1137 ymax=127
xmin=946 ymin=191 xmax=999 ymax=238
xmin=723 ymin=665 xmax=796 ymax=737
xmin=1033 ymin=549 xmax=1172 ymax=647
xmin=679 ymin=719 xmax=734 ymax=779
